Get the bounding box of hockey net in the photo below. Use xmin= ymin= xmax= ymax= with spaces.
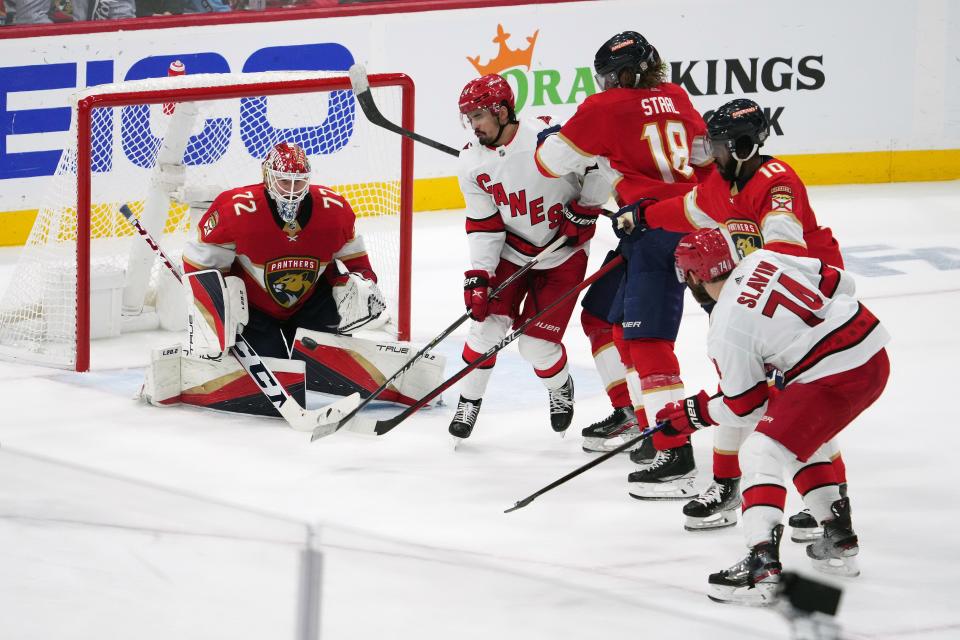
xmin=0 ymin=70 xmax=413 ymax=371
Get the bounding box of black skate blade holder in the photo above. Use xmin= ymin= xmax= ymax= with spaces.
xmin=504 ymin=422 xmax=667 ymax=513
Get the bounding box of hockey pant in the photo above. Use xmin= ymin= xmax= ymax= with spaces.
xmin=459 ymin=315 xmax=569 ymax=400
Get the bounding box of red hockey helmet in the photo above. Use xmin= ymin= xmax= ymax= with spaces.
xmin=458 ymin=74 xmax=515 ymax=116
xmin=263 ymin=142 xmax=311 ymax=222
xmin=674 ymin=228 xmax=739 ymax=283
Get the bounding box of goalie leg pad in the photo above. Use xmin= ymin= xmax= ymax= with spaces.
xmin=185 ymin=269 xmax=248 ymax=357
xmin=141 ymin=344 xmax=184 ymax=406
xmin=291 ymin=328 xmax=446 ymax=406
xmin=179 ymin=351 xmax=306 ymax=418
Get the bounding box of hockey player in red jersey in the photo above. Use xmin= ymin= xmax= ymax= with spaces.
xmin=450 ymin=74 xmax=612 ymax=444
xmin=182 ymin=141 xmax=385 ymax=360
xmin=659 ymin=228 xmax=889 ymax=605
xmin=625 ymin=100 xmax=848 ymax=534
xmin=535 ymin=31 xmax=713 ymax=497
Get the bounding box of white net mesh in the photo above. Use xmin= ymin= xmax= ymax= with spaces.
xmin=0 ymin=71 xmax=410 ymax=370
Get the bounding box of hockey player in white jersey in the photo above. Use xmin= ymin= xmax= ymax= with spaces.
xmin=658 ymin=228 xmax=890 ymax=605
xmin=450 ymin=74 xmax=612 ymax=443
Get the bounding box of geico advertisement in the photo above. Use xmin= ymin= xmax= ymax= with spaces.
xmin=0 ymin=0 xmax=954 ymax=214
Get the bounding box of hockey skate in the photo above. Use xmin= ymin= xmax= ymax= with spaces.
xmin=708 ymin=525 xmax=783 ymax=606
xmin=581 ymin=406 xmax=641 ymax=453
xmin=789 ymin=482 xmax=846 ymax=542
xmin=449 ymin=396 xmax=482 ymax=449
xmin=628 ymin=435 xmax=657 ymax=467
xmin=627 ymin=443 xmax=696 ymax=500
xmin=683 ymin=477 xmax=741 ymax=531
xmin=548 ymin=376 xmax=574 ymax=435
xmin=806 ymin=497 xmax=860 ymax=577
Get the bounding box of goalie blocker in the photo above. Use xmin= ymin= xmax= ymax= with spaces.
xmin=143 ymin=329 xmax=445 ymax=414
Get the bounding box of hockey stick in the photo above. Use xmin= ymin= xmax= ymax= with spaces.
xmin=118 ymin=204 xmax=361 ymax=432
xmin=503 ymin=422 xmax=668 ymax=513
xmin=349 ymin=63 xmax=461 ymax=158
xmin=310 ymin=234 xmax=570 ymax=440
xmin=317 ymin=254 xmax=625 ymax=440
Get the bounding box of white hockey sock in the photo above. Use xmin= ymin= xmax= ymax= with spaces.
xmin=626 ymin=368 xmax=644 ymax=414
xmin=740 ymin=432 xmax=791 ymax=547
xmin=457 ymin=314 xmax=511 ymax=401
xmin=788 ymin=442 xmax=842 ymax=523
xmin=640 ymin=373 xmax=685 ymax=427
xmin=592 ymin=342 xmax=627 ymax=397
xmin=518 ymin=336 xmax=568 ymax=390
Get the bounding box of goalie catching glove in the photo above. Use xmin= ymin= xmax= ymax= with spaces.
xmin=184 ymin=269 xmax=248 ymax=358
xmin=331 ymin=264 xmax=388 ymax=333
xmin=656 ymin=390 xmax=717 ymax=436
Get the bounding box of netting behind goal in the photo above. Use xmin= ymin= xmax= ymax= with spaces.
xmin=0 ymin=71 xmax=413 ymax=371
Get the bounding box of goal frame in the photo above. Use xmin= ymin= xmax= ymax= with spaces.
xmin=72 ymin=73 xmax=415 ymax=372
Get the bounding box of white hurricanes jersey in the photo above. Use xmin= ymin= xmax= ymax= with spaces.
xmin=706 ymin=250 xmax=890 ymax=428
xmin=457 ymin=117 xmax=610 ymax=273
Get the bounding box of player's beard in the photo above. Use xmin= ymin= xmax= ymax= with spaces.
xmin=475 ymin=128 xmax=496 ymax=146
xmin=687 ymin=281 xmax=715 ymax=306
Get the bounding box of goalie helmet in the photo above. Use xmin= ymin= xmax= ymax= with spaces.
xmin=263 ymin=142 xmax=311 ymax=223
xmin=674 ymin=228 xmax=739 ymax=283
xmin=705 ymin=99 xmax=769 ymax=161
xmin=594 ymin=31 xmax=661 ymax=90
xmin=459 ymin=74 xmax=515 ymax=117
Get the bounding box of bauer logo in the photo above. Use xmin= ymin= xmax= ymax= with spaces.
xmin=265 ymin=257 xmax=320 ymax=308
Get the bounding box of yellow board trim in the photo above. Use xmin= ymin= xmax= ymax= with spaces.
xmin=3 ymin=149 xmax=959 ymax=247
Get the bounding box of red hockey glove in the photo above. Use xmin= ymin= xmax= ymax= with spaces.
xmin=656 ymin=390 xmax=716 ymax=437
xmin=559 ymin=199 xmax=602 ymax=247
xmin=463 ymin=270 xmax=491 ymax=322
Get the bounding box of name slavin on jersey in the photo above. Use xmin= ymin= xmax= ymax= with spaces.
xmin=267 ymin=258 xmax=320 ymax=272
xmin=640 ymin=96 xmax=679 ymax=117
xmin=736 ymin=260 xmax=779 ymax=308
xmin=476 ymin=174 xmax=564 ymax=227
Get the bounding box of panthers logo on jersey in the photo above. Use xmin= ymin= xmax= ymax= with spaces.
xmin=725 ymin=219 xmax=763 ymax=259
xmin=264 ymin=256 xmax=320 ymax=308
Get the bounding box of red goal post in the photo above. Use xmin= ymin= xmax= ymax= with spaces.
xmin=0 ymin=71 xmax=414 ymax=372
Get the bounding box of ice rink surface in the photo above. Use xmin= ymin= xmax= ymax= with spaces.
xmin=1 ymin=181 xmax=959 ymax=639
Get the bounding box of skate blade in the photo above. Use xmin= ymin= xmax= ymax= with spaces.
xmin=628 ymin=477 xmax=697 ymax=501
xmin=582 ymin=437 xmax=640 ymax=454
xmin=707 ymin=582 xmax=778 ymax=607
xmin=451 ymin=436 xmax=464 ymax=451
xmin=790 ymin=527 xmax=823 ymax=543
xmin=811 ymin=556 xmax=860 ymax=578
xmin=684 ymin=510 xmax=739 ymax=531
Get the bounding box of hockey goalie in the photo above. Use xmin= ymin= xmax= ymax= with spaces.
xmin=141 ymin=141 xmax=444 ymax=417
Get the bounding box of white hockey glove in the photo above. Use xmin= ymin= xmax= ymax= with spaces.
xmin=184 ymin=269 xmax=248 ymax=357
xmin=331 ymin=270 xmax=388 ymax=334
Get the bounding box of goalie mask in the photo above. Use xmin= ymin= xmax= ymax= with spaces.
xmin=263 ymin=142 xmax=311 ymax=223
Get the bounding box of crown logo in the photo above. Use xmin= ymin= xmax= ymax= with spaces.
xmin=467 ymin=24 xmax=539 ymax=75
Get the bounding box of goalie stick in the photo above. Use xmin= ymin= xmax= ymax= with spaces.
xmin=504 ymin=422 xmax=668 ymax=513
xmin=313 ymin=254 xmax=625 ymax=441
xmin=119 ymin=204 xmax=360 ymax=432
xmin=349 ymin=63 xmax=461 ymax=158
xmin=310 ymin=234 xmax=569 ymax=439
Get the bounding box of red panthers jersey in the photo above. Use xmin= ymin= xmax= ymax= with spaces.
xmin=182 ymin=183 xmax=375 ymax=320
xmin=536 ymin=82 xmax=712 ymax=205
xmin=646 ymin=157 xmax=844 ymax=267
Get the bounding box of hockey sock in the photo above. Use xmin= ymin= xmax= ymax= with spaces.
xmin=628 ymin=338 xmax=686 ymax=450
xmin=831 ymin=453 xmax=847 ymax=485
xmin=713 ymin=423 xmax=750 ymax=479
xmin=519 ymin=337 xmax=569 ymax=390
xmin=791 ymin=458 xmax=842 ymax=524
xmin=740 ymin=431 xmax=791 ymax=547
xmin=582 ymin=309 xmax=630 ymax=408
xmin=458 ymin=314 xmax=510 ymax=400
